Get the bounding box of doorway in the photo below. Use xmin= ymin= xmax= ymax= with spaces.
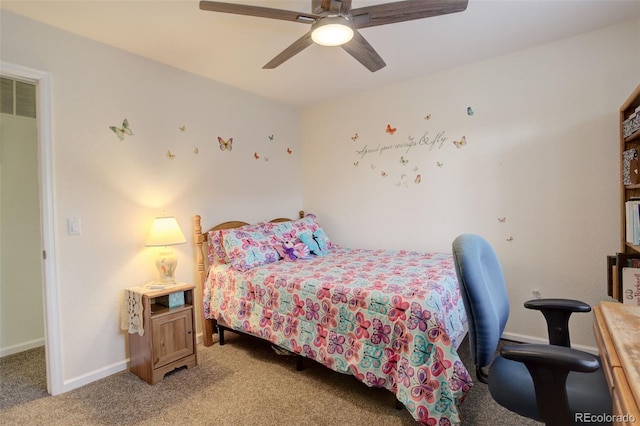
xmin=0 ymin=77 xmax=44 ymax=361
xmin=0 ymin=62 xmax=61 ymax=395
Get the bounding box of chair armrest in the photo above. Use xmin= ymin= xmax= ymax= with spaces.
xmin=500 ymin=343 xmax=600 ymax=425
xmin=524 ymin=298 xmax=591 ymax=313
xmin=500 ymin=344 xmax=599 ymax=373
xmin=523 ymin=298 xmax=591 ymax=347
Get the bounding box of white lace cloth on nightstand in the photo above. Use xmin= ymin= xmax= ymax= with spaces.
xmin=120 ymin=285 xmax=155 ymax=336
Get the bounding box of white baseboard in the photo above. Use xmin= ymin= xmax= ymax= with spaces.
xmin=502 ymin=331 xmax=598 ymax=355
xmin=62 ymin=359 xmax=128 ymax=393
xmin=0 ymin=338 xmax=45 ymax=358
xmin=60 ymin=332 xmax=205 ymax=394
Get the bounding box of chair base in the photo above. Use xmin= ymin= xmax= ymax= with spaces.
xmin=489 ymin=355 xmax=612 ymax=425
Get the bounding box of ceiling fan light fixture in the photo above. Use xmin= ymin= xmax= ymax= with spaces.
xmin=311 ymin=16 xmax=354 ymax=47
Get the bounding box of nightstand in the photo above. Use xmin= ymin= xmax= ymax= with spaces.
xmin=127 ymin=282 xmax=197 ymax=384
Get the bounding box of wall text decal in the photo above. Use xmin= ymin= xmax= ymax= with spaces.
xmin=355 ymin=130 xmax=448 ymax=159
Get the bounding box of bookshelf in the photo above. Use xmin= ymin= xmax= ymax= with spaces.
xmin=620 ymin=84 xmax=640 ymax=255
xmin=610 ymin=85 xmax=640 ymax=302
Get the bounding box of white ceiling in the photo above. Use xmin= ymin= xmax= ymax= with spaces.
xmin=2 ymin=0 xmax=640 ymax=107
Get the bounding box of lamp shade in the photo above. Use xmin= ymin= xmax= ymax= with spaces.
xmin=146 ymin=216 xmax=186 ymax=247
xmin=311 ymin=16 xmax=354 ymax=46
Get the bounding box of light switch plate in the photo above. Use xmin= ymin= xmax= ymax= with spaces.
xmin=68 ymin=218 xmax=81 ymax=236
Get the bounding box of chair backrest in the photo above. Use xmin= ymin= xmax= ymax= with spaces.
xmin=452 ymin=234 xmax=510 ymax=370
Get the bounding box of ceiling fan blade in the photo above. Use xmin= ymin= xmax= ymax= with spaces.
xmin=351 ymin=0 xmax=468 ymax=29
xmin=340 ymin=30 xmax=386 ymax=72
xmin=199 ymin=1 xmax=318 ymax=23
xmin=263 ymin=31 xmax=314 ymax=69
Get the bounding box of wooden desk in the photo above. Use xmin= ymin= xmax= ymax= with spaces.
xmin=593 ymin=302 xmax=640 ymax=425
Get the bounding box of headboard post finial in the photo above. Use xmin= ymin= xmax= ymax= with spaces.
xmin=194 ymin=215 xmax=204 ymax=273
xmin=299 ymin=210 xmax=304 ymax=219
xmin=194 ymin=215 xmax=202 ymax=234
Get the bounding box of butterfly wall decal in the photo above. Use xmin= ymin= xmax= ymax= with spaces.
xmin=254 ymin=152 xmax=260 ymax=160
xmin=415 ymin=174 xmax=422 ymax=184
xmin=166 ymin=150 xmax=176 ymax=159
xmin=453 ymin=136 xmax=467 ymax=149
xmin=424 ymin=114 xmax=431 ymax=120
xmin=287 ymin=147 xmax=292 ymax=155
xmin=218 ymin=137 xmax=233 ymax=151
xmin=194 ymin=147 xmax=199 ymax=155
xmin=436 ymin=162 xmax=444 ymax=168
xmin=179 ymin=125 xmax=186 ymax=132
xmin=354 ymin=161 xmax=359 ymax=167
xmin=109 ymin=119 xmax=133 ymax=141
xmin=498 ymin=217 xmax=506 ymax=223
xmin=467 ymin=107 xmax=474 ymax=116
xmin=268 ymin=134 xmax=274 ymax=141
xmin=400 ymin=156 xmax=408 ymax=165
xmin=385 ymin=124 xmax=397 ymax=135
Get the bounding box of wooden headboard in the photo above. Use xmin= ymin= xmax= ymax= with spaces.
xmin=193 ymin=211 xmax=304 ymax=346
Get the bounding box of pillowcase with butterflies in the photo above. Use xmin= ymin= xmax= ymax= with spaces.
xmin=221 ymin=227 xmax=279 ymax=271
xmin=299 ymin=229 xmax=330 ymax=256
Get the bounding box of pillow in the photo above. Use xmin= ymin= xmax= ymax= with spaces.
xmin=207 ymin=222 xmax=274 ymax=265
xmin=299 ymin=228 xmax=329 ymax=256
xmin=292 ymin=215 xmax=333 ymax=251
xmin=222 ymin=227 xmax=280 ymax=271
xmin=264 ymin=221 xmax=294 ymax=241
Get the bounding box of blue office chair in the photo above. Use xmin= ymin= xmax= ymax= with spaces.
xmin=452 ymin=234 xmax=611 ymax=426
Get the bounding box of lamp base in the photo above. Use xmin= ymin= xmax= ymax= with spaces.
xmin=156 ymin=247 xmax=178 ymax=283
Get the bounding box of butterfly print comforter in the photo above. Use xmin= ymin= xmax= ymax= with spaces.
xmin=203 ymin=247 xmax=471 ymax=424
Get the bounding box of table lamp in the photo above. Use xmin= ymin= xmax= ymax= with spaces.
xmin=146 ymin=215 xmax=187 ymax=283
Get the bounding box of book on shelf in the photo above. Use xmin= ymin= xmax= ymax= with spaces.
xmin=610 ymin=252 xmax=640 ymax=303
xmin=621 ymin=267 xmax=640 ymax=306
xmin=625 ymin=199 xmax=640 ymax=245
xmin=607 ymin=255 xmax=617 ymax=299
xmin=623 ymin=148 xmax=638 ymax=185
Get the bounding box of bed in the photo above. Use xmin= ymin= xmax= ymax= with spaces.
xmin=194 ymin=212 xmax=471 ymax=424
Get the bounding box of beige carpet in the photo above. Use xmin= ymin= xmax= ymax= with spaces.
xmin=0 ymin=333 xmax=540 ymax=425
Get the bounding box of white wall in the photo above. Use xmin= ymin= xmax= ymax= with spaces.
xmin=1 ymin=11 xmax=302 ymax=389
xmin=301 ymin=19 xmax=640 ymax=349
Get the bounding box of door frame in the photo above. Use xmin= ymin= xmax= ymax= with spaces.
xmin=1 ymin=61 xmax=62 ymax=395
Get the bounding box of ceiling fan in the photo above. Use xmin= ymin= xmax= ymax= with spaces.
xmin=199 ymin=0 xmax=469 ymax=72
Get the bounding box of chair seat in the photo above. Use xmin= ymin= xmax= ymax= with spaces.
xmin=488 ymin=354 xmax=612 ymax=425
